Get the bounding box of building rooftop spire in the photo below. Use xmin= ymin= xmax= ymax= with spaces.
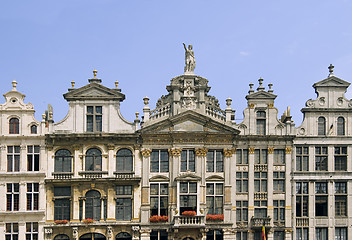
xmin=328 ymin=64 xmax=334 ymax=77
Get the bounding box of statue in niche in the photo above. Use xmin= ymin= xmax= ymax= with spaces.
xmin=183 ymin=43 xmax=196 ymax=73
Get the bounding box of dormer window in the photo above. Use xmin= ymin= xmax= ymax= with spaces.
xmin=337 ymin=117 xmax=345 ymax=136
xmin=30 ymin=125 xmax=37 ymax=134
xmin=86 ymin=106 xmax=102 ymax=132
xmin=318 ymin=117 xmax=326 ymax=135
xmin=9 ymin=118 xmax=19 ymax=134
xmin=256 ymin=111 xmax=266 ymax=135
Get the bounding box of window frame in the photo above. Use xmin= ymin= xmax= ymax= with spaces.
xmin=9 ymin=118 xmax=19 ymax=134
xmin=335 ymin=182 xmax=347 ymax=217
xmin=86 ymin=106 xmax=102 ymax=132
xmin=206 ymin=182 xmax=224 ymax=215
xmin=318 ymin=117 xmax=326 ymax=136
xmin=7 ymin=146 xmax=20 ymax=172
xmin=315 ymin=146 xmax=328 ymax=171
xmin=181 ymin=150 xmax=195 ymax=172
xmin=236 ymin=149 xmax=248 ymax=165
xmin=5 ymin=223 xmax=18 ymax=240
xmin=26 ymin=183 xmax=39 ymax=211
xmin=337 ymin=117 xmax=345 ymax=136
xmin=273 ymin=200 xmax=285 ymax=223
xmin=54 ymin=149 xmax=72 ymax=173
xmin=54 ymin=186 xmax=71 ymax=221
xmin=6 ymin=183 xmax=19 ymax=211
xmin=334 ymin=146 xmax=347 ymax=171
xmin=296 ymin=146 xmax=309 ymax=171
xmin=273 ymin=172 xmax=285 ymax=192
xmin=315 ymin=182 xmax=328 ymax=217
xmin=296 ymin=182 xmax=309 ymax=217
xmin=150 ymin=150 xmax=169 ymax=173
xmin=179 ymin=182 xmax=197 ymax=213
xmin=116 ymin=149 xmax=133 ymax=172
xmin=256 ymin=111 xmax=266 ymax=135
xmin=236 ymin=200 xmax=248 ymax=223
xmin=85 ymin=148 xmax=102 ymax=171
xmin=150 ymin=183 xmax=168 ymax=217
xmin=27 ymin=145 xmax=40 ymax=171
xmin=116 ymin=185 xmax=133 ymax=221
xmin=236 ymin=171 xmax=248 ymax=193
xmin=85 ymin=190 xmax=102 ymax=221
xmin=25 ymin=222 xmax=38 ymax=240
xmin=206 ymin=150 xmax=224 ymax=172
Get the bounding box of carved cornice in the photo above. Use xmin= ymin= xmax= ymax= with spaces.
xmin=141 ymin=148 xmax=152 ymax=157
xmin=195 ymin=148 xmax=208 ymax=157
xmin=169 ymin=148 xmax=182 ymax=156
xmin=267 ymin=147 xmax=274 ymax=154
xmin=248 ymin=148 xmax=255 ymax=154
xmin=285 ymin=147 xmax=292 ymax=154
xmin=223 ymin=148 xmax=236 ymax=157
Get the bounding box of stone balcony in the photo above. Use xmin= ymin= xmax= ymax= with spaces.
xmin=173 ymin=215 xmax=205 ymax=228
xmin=78 ymin=171 xmax=108 ymax=179
xmin=113 ymin=172 xmax=139 ymax=179
xmin=251 ymin=217 xmax=271 ymax=228
xmin=296 ymin=217 xmax=309 ymax=227
xmin=52 ymin=172 xmax=74 ymax=179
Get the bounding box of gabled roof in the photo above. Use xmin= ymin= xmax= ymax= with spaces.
xmin=245 ymin=90 xmax=277 ymax=100
xmin=313 ymin=75 xmax=350 ymax=88
xmin=63 ymin=80 xmax=125 ymax=101
xmin=140 ymin=110 xmax=240 ymax=135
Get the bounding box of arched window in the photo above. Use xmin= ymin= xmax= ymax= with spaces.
xmin=318 ymin=117 xmax=326 ymax=135
xmin=85 ymin=190 xmax=101 ymax=221
xmin=9 ymin=118 xmax=19 ymax=134
xmin=337 ymin=117 xmax=345 ymax=136
xmin=85 ymin=148 xmax=102 ymax=171
xmin=80 ymin=233 xmax=106 ymax=240
xmin=54 ymin=234 xmax=70 ymax=240
xmin=30 ymin=125 xmax=37 ymax=134
xmin=55 ymin=149 xmax=72 ymax=172
xmin=116 ymin=233 xmax=132 ymax=240
xmin=116 ymin=149 xmax=133 ymax=172
xmin=256 ymin=111 xmax=266 ymax=135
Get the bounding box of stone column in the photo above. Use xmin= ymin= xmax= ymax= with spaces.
xmin=285 ymin=147 xmax=292 ymax=229
xmin=328 ymin=180 xmax=334 ymax=240
xmin=248 ymin=147 xmax=255 ymax=219
xmin=195 ymin=148 xmax=207 ymax=215
xmin=72 ymin=184 xmax=80 ymax=221
xmin=267 ymin=147 xmax=274 ymax=223
xmin=107 ymin=185 xmax=116 ymax=220
xmin=20 ymin=145 xmax=26 ymax=172
xmin=101 ymin=197 xmax=106 ymax=221
xmin=140 ymin=148 xmax=151 ymax=224
xmin=285 ymin=229 xmax=292 ymax=240
xmin=19 ymin=182 xmax=26 ymax=211
xmin=0 ymin=145 xmax=6 ymax=172
xmin=106 ymin=144 xmax=115 ymax=177
xmin=80 ymin=197 xmax=86 ymax=220
xmin=223 ymin=148 xmax=235 ymax=224
xmin=73 ymin=145 xmax=81 ymax=177
xmin=140 ymin=229 xmax=151 ymax=240
xmin=46 ymin=186 xmax=54 ymax=221
xmin=169 ymin=148 xmax=182 ymax=218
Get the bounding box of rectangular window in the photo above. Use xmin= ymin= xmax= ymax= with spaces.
xmin=254 ymin=149 xmax=267 ymax=164
xmin=150 ymin=230 xmax=168 ymax=240
xmin=27 ymin=145 xmax=40 ymax=171
xmin=236 ymin=232 xmax=248 ymax=240
xmin=296 ymin=228 xmax=308 ymax=240
xmin=116 ymin=185 xmax=132 ymax=220
xmin=254 ymin=171 xmax=267 ymax=192
xmin=335 ymin=227 xmax=347 ymax=240
xmin=274 ymin=231 xmax=285 ymax=240
xmin=256 ymin=111 xmax=266 ymax=135
xmin=180 ymin=182 xmax=197 ymax=213
xmin=87 ymin=106 xmax=102 ymax=132
xmin=254 ymin=200 xmax=267 ymax=218
xmin=27 ymin=183 xmax=39 ymax=211
xmin=236 ymin=149 xmax=248 ymax=165
xmin=25 ymin=222 xmax=38 ymax=240
xmin=273 ymin=200 xmax=285 ymax=223
xmin=296 ymin=146 xmax=309 ymax=171
xmin=316 ymin=228 xmax=327 ymax=240
xmin=315 ymin=182 xmax=328 ymax=216
xmin=206 ymin=150 xmax=223 ymax=172
xmin=5 ymin=223 xmax=18 ymax=240
xmin=334 ymin=147 xmax=347 ymax=171
xmin=206 ymin=183 xmax=223 ymax=215
xmin=7 ymin=183 xmax=19 ymax=211
xmin=7 ymin=146 xmax=20 ymax=172
xmin=315 ymin=147 xmax=328 ymax=171
xmin=273 ymin=172 xmax=285 ymax=192
xmin=236 ymin=201 xmax=248 ymax=223
xmin=335 ymin=182 xmax=347 ymax=217
xmin=54 ymin=187 xmax=71 ymax=220
xmin=150 ymin=150 xmax=169 ymax=173
xmin=274 ymin=149 xmax=285 ymax=164
xmin=181 ymin=150 xmax=195 ymax=172
xmin=296 ymin=182 xmax=308 ymax=217
xmin=150 ymin=183 xmax=168 ymax=216
xmin=236 ymin=172 xmax=248 ymax=193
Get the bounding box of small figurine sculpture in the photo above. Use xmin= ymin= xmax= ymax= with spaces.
xmin=183 ymin=43 xmax=196 ymax=74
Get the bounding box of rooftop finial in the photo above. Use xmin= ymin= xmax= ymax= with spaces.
xmin=328 ymin=64 xmax=334 ymax=77
xmin=71 ymin=80 xmax=75 ymax=88
xmin=248 ymin=83 xmax=254 ymax=94
xmin=93 ymin=69 xmax=97 ymax=78
xmin=257 ymin=78 xmax=265 ymax=91
xmin=115 ymin=80 xmax=119 ymax=89
xmin=268 ymin=83 xmax=273 ymax=93
xmin=12 ymin=80 xmax=17 ymax=90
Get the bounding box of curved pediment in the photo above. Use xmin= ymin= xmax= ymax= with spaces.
xmin=205 ymin=175 xmax=224 ymax=181
xmin=149 ymin=175 xmax=170 ymax=182
xmin=175 ymin=171 xmax=201 ymax=181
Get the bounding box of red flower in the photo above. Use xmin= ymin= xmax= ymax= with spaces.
xmin=54 ymin=220 xmax=69 ymax=224
xmin=181 ymin=211 xmax=197 ymax=216
xmin=82 ymin=219 xmax=95 ymax=224
xmin=206 ymin=214 xmax=224 ymax=221
xmin=149 ymin=215 xmax=169 ymax=222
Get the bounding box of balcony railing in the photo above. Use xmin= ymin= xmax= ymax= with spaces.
xmin=254 ymin=192 xmax=267 ymax=200
xmin=174 ymin=215 xmax=205 ymax=227
xmin=254 ymin=164 xmax=268 ymax=171
xmin=296 ymin=217 xmax=309 ymax=227
xmin=52 ymin=172 xmax=73 ymax=179
xmin=78 ymin=171 xmax=108 ymax=179
xmin=251 ymin=217 xmax=271 ymax=228
xmin=113 ymin=172 xmax=138 ymax=179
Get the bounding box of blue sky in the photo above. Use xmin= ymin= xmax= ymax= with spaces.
xmin=1 ymin=1 xmax=352 ymax=125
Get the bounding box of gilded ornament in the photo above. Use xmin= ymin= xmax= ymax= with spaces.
xmin=195 ymin=148 xmax=208 ymax=156
xmin=267 ymin=147 xmax=274 ymax=154
xmin=141 ymin=148 xmax=152 ymax=157
xmin=268 ymin=103 xmax=274 ymax=108
xmin=223 ymin=148 xmax=235 ymax=157
xmin=169 ymin=148 xmax=182 ymax=156
xmin=285 ymin=147 xmax=292 ymax=154
xmin=248 ymin=147 xmax=255 ymax=154
xmin=248 ymin=103 xmax=255 ymax=109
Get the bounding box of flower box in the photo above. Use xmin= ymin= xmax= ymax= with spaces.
xmin=82 ymin=219 xmax=95 ymax=224
xmin=54 ymin=220 xmax=69 ymax=224
xmin=149 ymin=215 xmax=169 ymax=223
xmin=181 ymin=211 xmax=197 ymax=216
xmin=206 ymin=214 xmax=224 ymax=221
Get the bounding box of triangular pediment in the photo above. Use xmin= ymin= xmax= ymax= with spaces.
xmin=150 ymin=175 xmax=169 ymax=182
xmin=246 ymin=91 xmax=277 ymax=100
xmin=140 ymin=110 xmax=240 ymax=135
xmin=63 ymin=82 xmax=125 ymax=101
xmin=205 ymin=175 xmax=225 ymax=181
xmin=313 ymin=76 xmax=350 ymax=88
